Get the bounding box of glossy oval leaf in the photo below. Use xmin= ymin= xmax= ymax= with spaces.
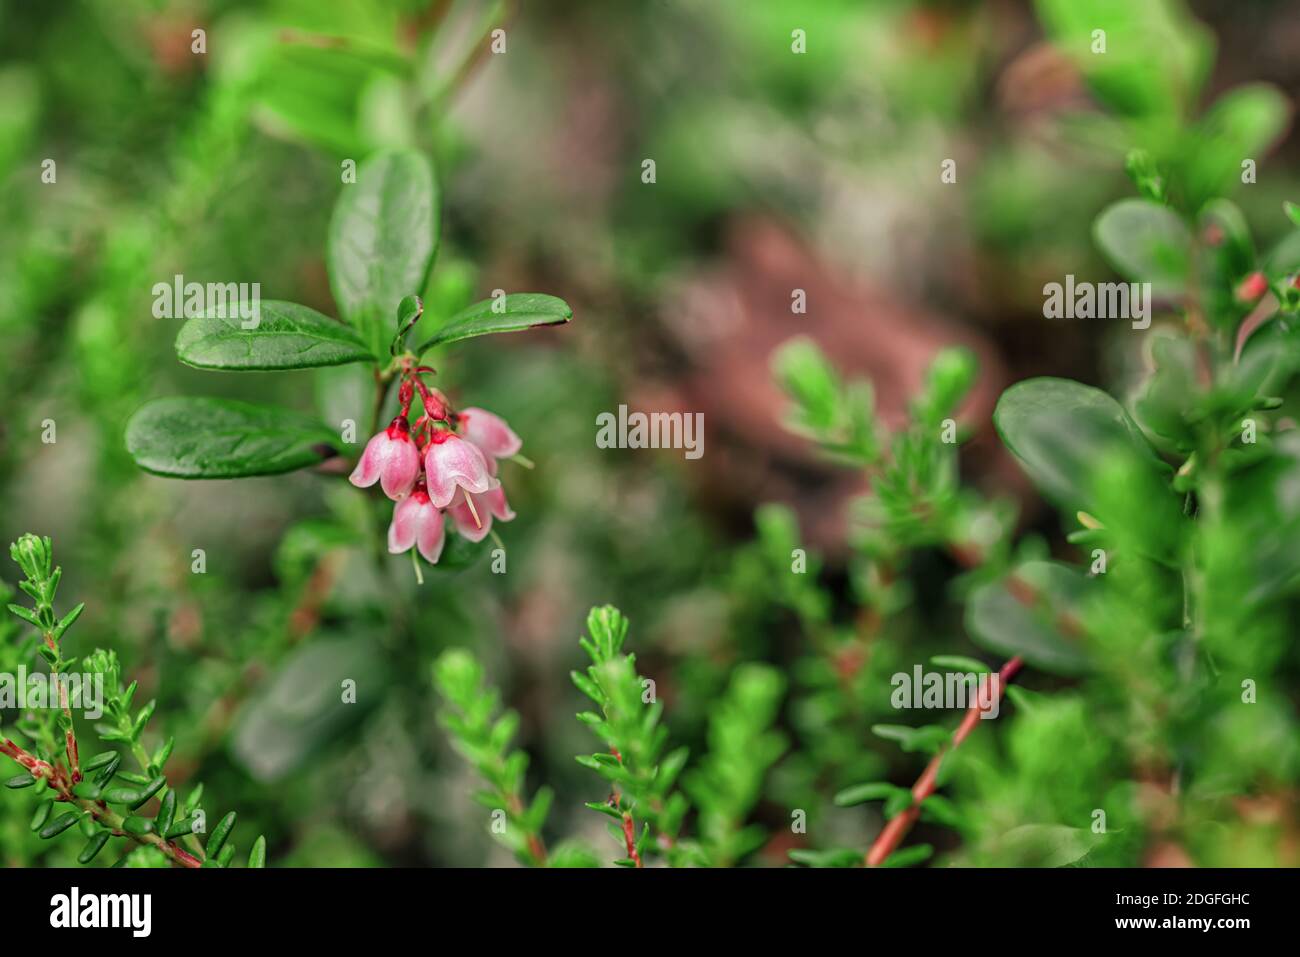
xmin=417 ymin=293 xmax=573 ymax=354
xmin=328 ymin=149 xmax=438 ymax=359
xmin=994 ymin=377 xmax=1159 ymax=510
xmin=1093 ymin=198 xmax=1191 ymax=297
xmin=125 ymin=397 xmax=339 ymax=479
xmin=231 ymin=634 xmax=386 ymax=781
xmin=175 ymin=300 xmax=372 ymax=371
xmin=965 ymin=561 xmax=1092 ymax=675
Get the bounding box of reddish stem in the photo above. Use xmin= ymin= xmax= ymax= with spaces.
xmin=607 ymin=747 xmax=643 ymax=867
xmin=621 ymin=812 xmax=643 ymax=868
xmin=2 ymin=736 xmax=200 ymax=868
xmin=865 ymin=655 xmax=1023 ymax=867
xmin=42 ymin=630 xmax=81 ymax=783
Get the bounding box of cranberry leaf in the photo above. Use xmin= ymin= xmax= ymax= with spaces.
xmin=125 ymin=397 xmax=339 ymax=478
xmin=327 ymin=149 xmax=439 ymax=360
xmin=965 ymin=561 xmax=1092 ymax=675
xmin=1093 ymin=198 xmax=1192 ymax=297
xmin=994 ymin=376 xmax=1163 ymax=512
xmin=416 ymin=293 xmax=572 ymax=354
xmin=231 ymin=635 xmax=386 ymax=781
xmin=175 ymin=301 xmax=372 ymax=371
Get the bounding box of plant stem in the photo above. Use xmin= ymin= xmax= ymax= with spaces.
xmin=0 ymin=737 xmax=201 ymax=868
xmin=864 ymin=655 xmax=1023 ymax=867
xmin=371 ymin=369 xmax=394 ymax=437
xmin=41 ymin=628 xmax=80 ymax=783
xmin=505 ymin=793 xmax=547 ymax=866
xmin=621 ymin=811 xmax=642 ymax=868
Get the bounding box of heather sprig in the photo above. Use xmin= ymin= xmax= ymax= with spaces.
xmin=572 ymin=606 xmax=692 ymax=867
xmin=432 ymin=649 xmax=554 ymax=867
xmin=681 ymin=664 xmax=787 ymax=867
xmin=2 ymin=534 xmax=264 ymax=868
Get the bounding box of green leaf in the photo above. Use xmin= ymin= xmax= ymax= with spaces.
xmin=994 ymin=377 xmax=1160 ymax=512
xmin=156 ymin=790 xmax=176 ymax=834
xmin=328 ymin=149 xmax=439 ymax=359
xmin=871 ymin=724 xmax=951 ymax=754
xmin=231 ymin=635 xmax=386 ymax=781
xmin=39 ymin=811 xmax=80 ymax=839
xmin=995 ymin=823 xmax=1106 ymax=867
xmin=175 ymin=301 xmax=373 ymax=370
xmin=53 ymin=602 xmax=84 ymax=641
xmin=1284 ymin=201 xmax=1300 ymax=229
xmin=788 ymin=847 xmax=862 ymax=868
xmin=930 ymin=655 xmax=991 ymax=674
xmin=126 ymin=397 xmax=339 ymax=479
xmin=253 ymin=41 xmax=412 ymax=157
xmin=165 ymin=817 xmax=198 ymax=840
xmin=1124 ymin=149 xmax=1166 ymax=203
xmin=248 ymin=835 xmax=267 ymax=868
xmin=122 ymin=816 xmax=154 ymax=836
xmin=547 ymin=842 xmax=602 ymax=868
xmin=919 ymin=794 xmax=966 ymax=829
xmin=1035 ymin=0 xmax=1212 ymax=118
xmin=93 ymin=754 xmax=121 ymax=787
xmin=78 ymin=831 xmax=112 ymax=864
xmin=207 ymin=811 xmax=236 ymax=858
xmin=102 ymin=786 xmax=144 ymax=806
xmin=772 ymin=336 xmax=878 ymax=461
xmin=880 ymin=844 xmax=933 ymax=868
xmin=391 ymin=295 xmax=423 ymax=355
xmin=1093 ymin=198 xmax=1192 ymax=296
xmin=416 ymin=293 xmax=572 ymax=354
xmin=6 ymin=603 xmax=41 ymax=629
xmin=129 ymin=776 xmax=167 ymax=810
xmin=1133 ymin=335 xmax=1199 ymax=448
xmin=1187 ymin=85 xmax=1289 ymax=208
xmin=584 ymin=801 xmax=622 ymax=820
xmin=912 ymin=347 xmax=978 ymax=428
xmin=833 ymin=782 xmax=905 ymax=807
xmin=966 ymin=562 xmax=1092 ymax=675
xmin=30 ymin=799 xmax=52 ymax=831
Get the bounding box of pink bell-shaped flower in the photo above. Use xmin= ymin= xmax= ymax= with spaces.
xmin=349 ymin=417 xmax=420 ymax=501
xmin=424 ymin=432 xmax=494 ymax=508
xmin=387 ymin=487 xmax=445 ymax=564
xmin=459 ymin=407 xmax=522 ymax=462
xmin=448 ymin=485 xmax=516 ymax=543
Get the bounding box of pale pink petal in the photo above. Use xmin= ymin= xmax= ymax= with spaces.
xmin=349 ymin=432 xmax=388 ymax=488
xmin=387 ymin=494 xmax=423 ymax=553
xmin=379 ymin=437 xmax=420 ymax=500
xmin=424 ymin=434 xmax=493 ymax=507
xmin=415 ymin=506 xmax=446 ymax=564
xmin=482 ymin=485 xmax=516 ymax=522
xmin=460 ymin=407 xmax=522 ymax=459
xmin=449 ymin=493 xmax=491 ymax=543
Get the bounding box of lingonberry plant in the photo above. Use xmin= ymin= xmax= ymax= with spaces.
xmin=2 ymin=535 xmax=263 ymax=867
xmin=765 ymin=187 xmax=1300 ymax=866
xmin=124 ymin=148 xmax=572 ymax=576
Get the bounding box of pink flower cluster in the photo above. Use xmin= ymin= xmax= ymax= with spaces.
xmin=348 ymin=372 xmax=520 ymax=566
